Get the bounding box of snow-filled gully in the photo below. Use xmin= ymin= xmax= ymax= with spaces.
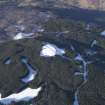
xmin=21 ymin=58 xmax=38 ymax=83
xmin=3 ymin=58 xmax=12 ymax=65
xmin=0 ymin=87 xmax=42 ymax=105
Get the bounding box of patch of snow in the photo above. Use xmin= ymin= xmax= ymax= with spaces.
xmin=21 ymin=58 xmax=37 ymax=83
xmin=15 ymin=25 xmax=25 ymax=31
xmin=70 ymin=45 xmax=75 ymax=51
xmin=74 ymin=54 xmax=88 ymax=82
xmin=40 ymin=43 xmax=65 ymax=57
xmin=3 ymin=58 xmax=11 ymax=65
xmin=100 ymin=30 xmax=105 ymax=36
xmin=74 ymin=72 xmax=84 ymax=76
xmin=38 ymin=29 xmax=44 ymax=32
xmin=73 ymin=90 xmax=79 ymax=105
xmin=74 ymin=54 xmax=83 ymax=61
xmin=13 ymin=33 xmax=23 ymax=40
xmin=56 ymin=48 xmax=65 ymax=55
xmin=13 ymin=32 xmax=34 ymax=40
xmin=83 ymin=62 xmax=87 ymax=82
xmin=90 ymin=40 xmax=97 ymax=48
xmin=85 ymin=24 xmax=90 ymax=30
xmin=32 ymin=25 xmax=44 ymax=33
xmin=0 ymin=94 xmax=1 ymax=98
xmin=21 ymin=71 xmax=36 ymax=83
xmin=0 ymin=87 xmax=42 ymax=105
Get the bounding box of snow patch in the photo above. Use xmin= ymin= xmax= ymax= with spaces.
xmin=100 ymin=30 xmax=105 ymax=36
xmin=22 ymin=71 xmax=36 ymax=83
xmin=40 ymin=43 xmax=65 ymax=57
xmin=13 ymin=32 xmax=34 ymax=40
xmin=21 ymin=58 xmax=38 ymax=83
xmin=91 ymin=40 xmax=97 ymax=48
xmin=74 ymin=54 xmax=88 ymax=82
xmin=15 ymin=25 xmax=25 ymax=31
xmin=73 ymin=90 xmax=79 ymax=105
xmin=3 ymin=58 xmax=11 ymax=65
xmin=74 ymin=54 xmax=83 ymax=61
xmin=0 ymin=87 xmax=42 ymax=105
xmin=70 ymin=45 xmax=75 ymax=51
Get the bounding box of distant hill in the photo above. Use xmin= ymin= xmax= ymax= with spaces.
xmin=17 ymin=0 xmax=105 ymax=11
xmin=0 ymin=0 xmax=105 ymax=11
